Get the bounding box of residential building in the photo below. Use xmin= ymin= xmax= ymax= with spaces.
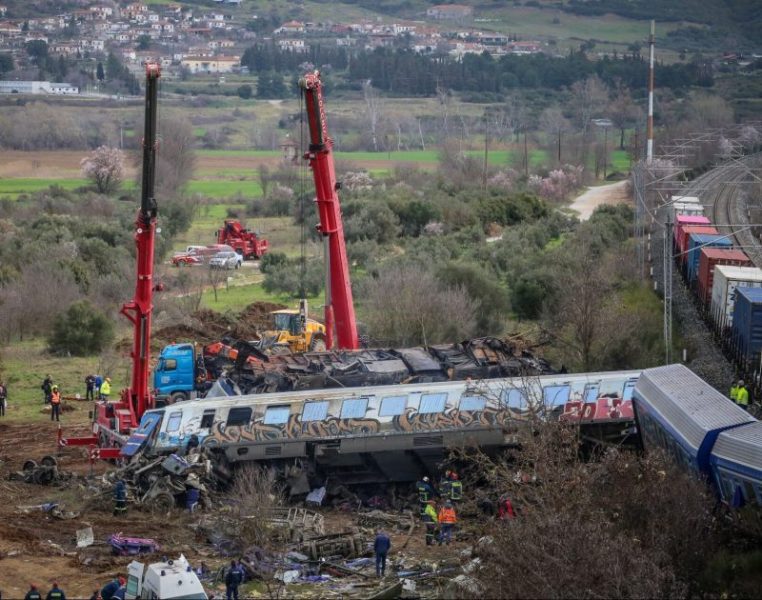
xmin=0 ymin=80 xmax=79 ymax=94
xmin=181 ymin=55 xmax=239 ymax=73
xmin=278 ymin=38 xmax=306 ymax=52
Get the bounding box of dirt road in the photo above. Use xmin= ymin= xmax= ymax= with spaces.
xmin=569 ymin=180 xmax=631 ymax=221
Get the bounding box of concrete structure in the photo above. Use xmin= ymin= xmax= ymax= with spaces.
xmin=0 ymin=80 xmax=79 ymax=94
xmin=426 ymin=4 xmax=473 ymax=20
xmin=181 ymin=55 xmax=239 ymax=73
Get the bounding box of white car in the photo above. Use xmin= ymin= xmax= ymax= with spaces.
xmin=208 ymin=251 xmax=242 ymax=270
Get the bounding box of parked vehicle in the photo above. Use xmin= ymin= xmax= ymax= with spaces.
xmin=209 ymin=251 xmax=243 ymax=270
xmin=126 ymin=554 xmax=207 ymax=599
xmin=171 ymin=244 xmax=234 ymax=267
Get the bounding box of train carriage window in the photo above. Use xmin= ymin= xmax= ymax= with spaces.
xmin=226 ymin=407 xmax=252 ymax=427
xmin=623 ymin=379 xmax=637 ymax=401
xmin=341 ymin=398 xmax=368 ymax=419
xmin=459 ymin=396 xmax=486 ymax=412
xmin=543 ymin=385 xmax=571 ymax=407
xmin=583 ymin=384 xmax=600 ymax=402
xmin=379 ymin=395 xmax=407 ymax=417
xmin=501 ymin=388 xmax=528 ymax=409
xmin=264 ymin=405 xmax=291 ymax=425
xmin=200 ymin=410 xmax=215 ymax=429
xmin=420 ymin=393 xmax=447 ymax=414
xmin=743 ymin=480 xmax=757 ymax=504
xmin=166 ymin=411 xmax=182 ymax=433
xmin=302 ymin=401 xmax=329 ymax=422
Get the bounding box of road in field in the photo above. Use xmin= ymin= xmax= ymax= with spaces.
xmin=569 ymin=180 xmax=631 ymax=221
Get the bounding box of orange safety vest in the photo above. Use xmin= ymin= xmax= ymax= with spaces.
xmin=51 ymin=390 xmax=61 ymax=405
xmin=438 ymin=506 xmax=457 ymax=524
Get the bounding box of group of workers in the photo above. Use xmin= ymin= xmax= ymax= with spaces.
xmin=416 ymin=470 xmax=463 ymax=546
xmin=730 ymin=379 xmax=751 ymax=409
xmin=84 ymin=374 xmax=111 ymax=402
xmin=23 ymin=582 xmax=66 ymax=600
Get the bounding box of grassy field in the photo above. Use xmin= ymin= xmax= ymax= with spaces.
xmin=200 ymin=281 xmax=316 ymax=312
xmin=0 ymin=178 xmax=89 ymax=199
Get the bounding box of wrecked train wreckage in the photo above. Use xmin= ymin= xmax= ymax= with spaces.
xmin=126 ymin=368 xmax=640 ymax=494
xmin=197 ymin=337 xmax=556 ymax=397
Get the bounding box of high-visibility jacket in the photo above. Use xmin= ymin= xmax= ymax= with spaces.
xmin=423 ymin=504 xmax=438 ymax=524
xmin=50 ymin=390 xmax=61 ymax=405
xmin=449 ymin=480 xmax=463 ymax=500
xmin=737 ymin=387 xmax=750 ymax=406
xmin=730 ymin=385 xmax=739 ymax=401
xmin=416 ymin=481 xmax=433 ymax=503
xmin=100 ymin=380 xmax=111 ymax=397
xmin=438 ymin=506 xmax=457 ymax=524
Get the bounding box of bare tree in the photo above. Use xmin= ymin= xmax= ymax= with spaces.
xmin=539 ymin=107 xmax=570 ymax=164
xmin=80 ymin=145 xmax=125 ymax=194
xmin=569 ymin=76 xmax=609 ymax=165
xmin=608 ymin=82 xmax=642 ymax=150
xmin=361 ymin=263 xmax=478 ymax=346
xmin=135 ymin=115 xmax=196 ymax=197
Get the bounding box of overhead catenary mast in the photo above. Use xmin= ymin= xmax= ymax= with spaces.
xmin=647 ymin=19 xmax=655 ymax=163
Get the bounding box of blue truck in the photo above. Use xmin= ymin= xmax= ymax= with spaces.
xmin=153 ymin=343 xmax=205 ymax=402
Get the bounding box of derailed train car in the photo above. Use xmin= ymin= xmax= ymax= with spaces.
xmin=128 ymin=369 xmax=640 ymax=489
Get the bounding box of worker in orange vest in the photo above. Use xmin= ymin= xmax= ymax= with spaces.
xmin=437 ymin=499 xmax=457 ymax=545
xmin=50 ymin=385 xmax=62 ymax=422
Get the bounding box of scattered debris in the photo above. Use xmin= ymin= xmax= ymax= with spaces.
xmin=109 ymin=533 xmax=160 ymax=556
xmin=298 ymin=531 xmax=365 ymax=560
xmin=76 ymin=526 xmax=94 ymax=548
xmin=11 ymin=456 xmax=71 ymax=485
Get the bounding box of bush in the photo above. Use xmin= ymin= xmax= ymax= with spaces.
xmin=262 ymin=257 xmax=323 ymax=298
xmin=48 ymin=300 xmax=114 ymax=356
xmin=260 ymin=252 xmax=289 ymax=275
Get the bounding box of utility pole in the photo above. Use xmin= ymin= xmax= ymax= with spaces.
xmin=523 ymin=130 xmax=529 ymax=179
xmin=646 ymin=19 xmax=655 ymax=163
xmin=663 ymin=212 xmax=673 ymax=364
xmin=483 ymin=114 xmax=489 ymax=189
xmin=603 ymin=126 xmax=608 ymax=179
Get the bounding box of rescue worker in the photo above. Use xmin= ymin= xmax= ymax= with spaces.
xmin=50 ymin=385 xmax=61 ymax=422
xmin=736 ymin=380 xmax=750 ymax=410
xmin=225 ymin=560 xmax=244 ymax=600
xmin=0 ymin=380 xmax=7 ymax=417
xmin=374 ymin=529 xmax=391 ymax=577
xmin=41 ymin=375 xmax=53 ymax=404
xmin=24 ymin=585 xmax=42 ymax=600
xmin=113 ymin=480 xmax=127 ymax=517
xmin=438 ymin=499 xmax=457 ymax=545
xmin=100 ymin=577 xmax=120 ymax=600
xmin=730 ymin=381 xmax=739 ymax=402
xmin=94 ymin=374 xmax=103 ymax=398
xmin=85 ymin=374 xmax=96 ymax=402
xmin=449 ymin=472 xmax=463 ymax=502
xmin=100 ymin=377 xmax=112 ymax=401
xmin=423 ymin=500 xmax=438 ymax=546
xmin=497 ymin=494 xmax=516 ymax=520
xmin=45 ymin=582 xmax=66 ymax=600
xmin=415 ymin=476 xmax=436 ymax=516
xmin=185 ymin=477 xmax=201 ymax=512
xmin=439 ymin=470 xmax=452 ymax=500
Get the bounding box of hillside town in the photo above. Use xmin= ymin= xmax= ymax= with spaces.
xmin=0 ymin=0 xmax=544 ymax=94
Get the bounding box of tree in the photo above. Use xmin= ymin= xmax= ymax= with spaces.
xmin=25 ymin=40 xmax=48 ymax=66
xmin=80 ymin=146 xmax=125 ymax=194
xmin=608 ymin=82 xmax=642 ymax=150
xmin=0 ymin=53 xmax=13 ymax=75
xmin=136 ymin=34 xmax=151 ymax=51
xmin=135 ymin=117 xmax=196 ymax=197
xmin=361 ymin=263 xmax=478 ymax=346
xmin=569 ymin=75 xmax=609 ymax=164
xmin=539 ymin=107 xmax=570 ymax=163
xmin=237 ymin=84 xmax=253 ymax=99
xmin=96 ymin=61 xmax=105 ymax=82
xmin=48 ymin=300 xmax=114 ymax=356
xmin=363 ymin=80 xmax=382 ymax=152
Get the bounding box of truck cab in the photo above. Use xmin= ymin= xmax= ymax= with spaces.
xmin=154 ymin=344 xmax=202 ymax=402
xmin=126 ymin=554 xmax=207 ymax=599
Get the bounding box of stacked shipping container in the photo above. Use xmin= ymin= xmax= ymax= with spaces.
xmin=710 ymin=265 xmax=762 ymax=332
xmin=731 ymin=287 xmax=762 ymax=367
xmin=697 ymin=248 xmax=752 ymax=307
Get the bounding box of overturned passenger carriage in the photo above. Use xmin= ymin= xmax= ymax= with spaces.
xmin=130 ymin=369 xmax=641 ymax=489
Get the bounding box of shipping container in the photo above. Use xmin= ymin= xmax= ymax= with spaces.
xmin=686 ymin=233 xmax=731 ymax=281
xmin=671 ymin=202 xmax=704 ymax=221
xmin=730 ymin=287 xmax=762 ymax=367
xmin=697 ymin=248 xmax=752 ymax=307
xmin=711 ymin=265 xmax=762 ymax=331
xmin=678 ymin=225 xmax=719 ymax=259
xmin=674 ymin=215 xmax=712 ymax=250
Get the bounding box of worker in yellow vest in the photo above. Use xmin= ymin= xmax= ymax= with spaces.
xmin=100 ymin=377 xmax=112 ymax=401
xmin=736 ymin=380 xmax=750 ymax=410
xmin=730 ymin=381 xmax=739 ymax=402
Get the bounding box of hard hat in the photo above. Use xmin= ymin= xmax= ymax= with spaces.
xmin=52 ymin=385 xmax=58 ymax=390
xmin=739 ymin=380 xmax=744 ymax=386
xmin=422 ymin=476 xmax=429 ymax=483
xmin=106 ymin=377 xmax=111 ymax=382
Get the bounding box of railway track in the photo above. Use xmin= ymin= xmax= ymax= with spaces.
xmin=688 ymin=154 xmax=762 ymax=266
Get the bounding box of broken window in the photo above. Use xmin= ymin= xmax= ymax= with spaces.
xmin=227 ymin=407 xmax=252 ymax=427
xmin=302 ymin=401 xmax=329 ymax=421
xmin=200 ymin=410 xmax=215 ymax=429
xmin=340 ymin=398 xmax=368 ymax=419
xmin=379 ymin=395 xmax=407 ymax=417
xmin=543 ymin=385 xmax=570 ymax=407
xmin=419 ymin=393 xmax=447 ymax=414
xmin=166 ymin=411 xmax=182 ymax=433
xmin=264 ymin=405 xmax=291 ymax=425
xmin=459 ymin=396 xmax=486 ymax=412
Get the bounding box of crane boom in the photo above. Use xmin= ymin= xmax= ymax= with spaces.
xmin=299 ymin=71 xmax=358 ymax=350
xmin=120 ymin=62 xmax=161 ymax=425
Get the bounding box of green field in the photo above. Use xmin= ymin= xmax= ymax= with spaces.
xmin=200 ymin=281 xmax=317 ymax=312
xmin=0 ymin=178 xmax=89 ymax=198
xmin=187 ymin=179 xmax=262 ymax=198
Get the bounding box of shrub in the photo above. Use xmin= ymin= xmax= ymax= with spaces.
xmin=260 ymin=252 xmax=289 ymax=275
xmin=48 ymin=300 xmax=114 ymax=356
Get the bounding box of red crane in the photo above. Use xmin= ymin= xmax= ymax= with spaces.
xmin=58 ymin=63 xmax=161 ymax=457
xmin=298 ymin=71 xmax=359 ymax=350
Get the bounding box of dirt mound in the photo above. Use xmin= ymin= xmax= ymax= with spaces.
xmin=151 ymin=302 xmax=288 ymax=347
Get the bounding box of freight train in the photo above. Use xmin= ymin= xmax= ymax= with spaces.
xmin=125 ymin=370 xmax=640 ymax=489
xmin=670 ymin=196 xmax=762 ymax=396
xmin=633 ymin=364 xmax=762 ymax=508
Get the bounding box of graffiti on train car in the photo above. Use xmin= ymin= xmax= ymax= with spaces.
xmin=559 ymin=398 xmax=634 ymax=422
xmin=393 ymin=406 xmax=512 ymax=432
xmin=204 ymin=415 xmax=383 ymax=444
